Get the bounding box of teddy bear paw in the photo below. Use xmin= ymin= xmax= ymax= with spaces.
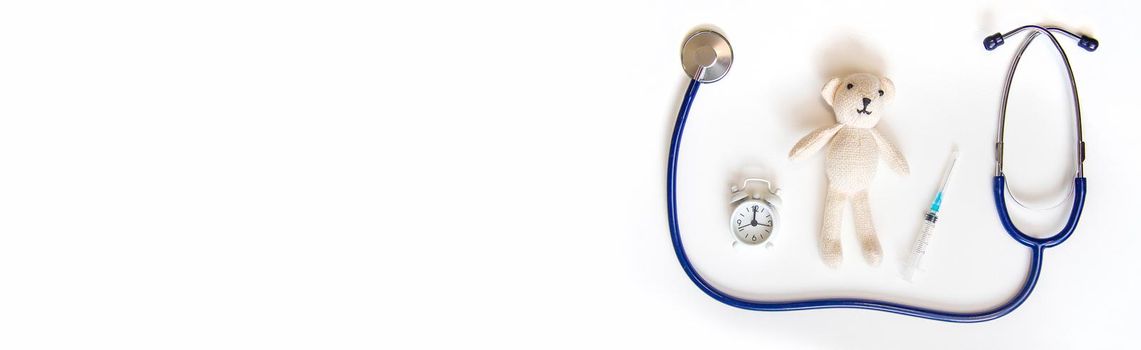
xmin=862 ymin=243 xmax=883 ymax=266
xmin=820 ymin=238 xmax=842 ymax=269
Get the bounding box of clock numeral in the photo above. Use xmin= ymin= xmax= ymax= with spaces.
xmin=751 ymin=235 xmax=757 ymax=241
xmin=736 ymin=219 xmax=742 ymax=225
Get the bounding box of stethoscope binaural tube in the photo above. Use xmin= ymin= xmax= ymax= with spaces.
xmin=988 ymin=25 xmax=1092 ymax=249
xmin=666 ymin=27 xmax=1095 ymax=323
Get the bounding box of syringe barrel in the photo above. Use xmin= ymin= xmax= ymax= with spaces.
xmin=903 ymin=212 xmax=938 ymax=281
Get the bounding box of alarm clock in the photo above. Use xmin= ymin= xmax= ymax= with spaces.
xmin=729 ymin=178 xmax=782 ymax=247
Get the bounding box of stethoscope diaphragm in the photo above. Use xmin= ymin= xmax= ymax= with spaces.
xmin=680 ymin=30 xmax=733 ymax=83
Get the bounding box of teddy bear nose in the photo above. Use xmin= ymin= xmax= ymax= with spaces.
xmin=862 ymin=97 xmax=872 ymax=106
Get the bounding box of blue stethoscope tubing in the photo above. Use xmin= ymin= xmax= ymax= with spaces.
xmin=667 ymin=25 xmax=1091 ymax=323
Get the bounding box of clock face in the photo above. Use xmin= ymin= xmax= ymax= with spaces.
xmin=730 ymin=200 xmax=774 ymax=245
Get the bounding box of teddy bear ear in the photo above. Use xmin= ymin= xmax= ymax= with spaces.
xmin=879 ymin=76 xmax=896 ymax=101
xmin=821 ymin=77 xmax=841 ymax=106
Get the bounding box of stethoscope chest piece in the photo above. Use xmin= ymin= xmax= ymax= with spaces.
xmin=681 ymin=30 xmax=733 ymax=83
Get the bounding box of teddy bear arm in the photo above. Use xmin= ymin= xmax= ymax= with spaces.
xmin=788 ymin=124 xmax=843 ymax=161
xmin=870 ymin=129 xmax=909 ymax=175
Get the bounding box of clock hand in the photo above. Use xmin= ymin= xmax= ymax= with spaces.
xmin=750 ymin=206 xmax=759 ymax=226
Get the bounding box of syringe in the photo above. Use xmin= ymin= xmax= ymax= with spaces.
xmin=903 ymin=148 xmax=960 ymax=282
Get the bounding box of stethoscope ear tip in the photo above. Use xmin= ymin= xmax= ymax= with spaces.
xmin=984 ymin=33 xmax=1005 ymax=51
xmin=1078 ymin=35 xmax=1099 ymax=52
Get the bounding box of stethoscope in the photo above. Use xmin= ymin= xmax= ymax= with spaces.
xmin=666 ymin=25 xmax=1095 ymax=323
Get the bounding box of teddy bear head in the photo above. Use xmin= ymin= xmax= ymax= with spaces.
xmin=821 ymin=73 xmax=895 ymax=128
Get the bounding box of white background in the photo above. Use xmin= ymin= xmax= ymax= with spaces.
xmin=1 ymin=0 xmax=1139 ymax=348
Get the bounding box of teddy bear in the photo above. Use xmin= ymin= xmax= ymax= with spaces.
xmin=789 ymin=73 xmax=909 ymax=268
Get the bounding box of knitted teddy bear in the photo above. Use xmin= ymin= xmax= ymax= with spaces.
xmin=789 ymin=73 xmax=909 ymax=268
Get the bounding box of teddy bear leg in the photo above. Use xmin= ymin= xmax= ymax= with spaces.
xmin=852 ymin=190 xmax=883 ymax=266
xmin=820 ymin=188 xmax=847 ymax=268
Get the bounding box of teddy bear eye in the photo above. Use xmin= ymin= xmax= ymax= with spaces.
xmin=878 ymin=90 xmax=884 ymax=96
xmin=846 ymin=83 xmax=854 ymax=90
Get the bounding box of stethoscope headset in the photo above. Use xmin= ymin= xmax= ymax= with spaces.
xmin=666 ymin=25 xmax=1095 ymax=322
